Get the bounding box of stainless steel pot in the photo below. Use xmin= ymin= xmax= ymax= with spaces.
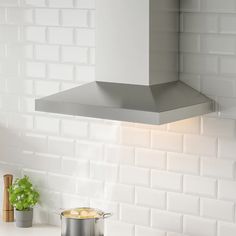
xmin=60 ymin=207 xmax=112 ymax=236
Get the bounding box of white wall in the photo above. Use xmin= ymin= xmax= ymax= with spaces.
xmin=0 ymin=0 xmax=236 ymax=236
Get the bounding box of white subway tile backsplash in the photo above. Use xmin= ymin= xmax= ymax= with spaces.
xmin=48 ymin=0 xmax=73 ymax=8
xmin=219 ymin=138 xmax=236 ymax=160
xmin=168 ymin=193 xmax=199 ymax=215
xmin=151 ymin=210 xmax=182 ymax=232
xmin=3 ymin=1 xmax=236 ymax=236
xmin=120 ymin=204 xmax=150 ymax=226
xmin=183 ymin=13 xmax=218 ymax=33
xmin=120 ymin=166 xmax=150 ymax=186
xmin=35 ymin=9 xmax=59 ymax=26
xmin=48 ymin=27 xmax=74 ymax=45
xmin=202 ymin=117 xmax=235 ymax=137
xmin=48 ymin=63 xmax=74 ymax=81
xmin=151 ymin=170 xmax=182 ymax=192
xmin=90 ymin=161 xmax=118 ymax=182
xmin=61 ymin=9 xmax=88 ymax=27
xmin=183 ymin=175 xmax=216 ymax=197
xmin=201 ymin=198 xmax=234 ymax=221
xmin=105 ymin=145 xmax=134 ymax=165
xmin=151 ymin=131 xmax=183 ymax=152
xmin=183 ymin=216 xmax=216 ymax=236
xmin=25 ymin=26 xmax=46 ymax=43
xmin=135 ymin=187 xmax=166 ymax=209
xmin=135 ymin=226 xmax=165 ymax=236
xmin=105 ymin=183 xmax=134 ymax=204
xmin=167 ymin=152 xmax=199 ymax=174
xmin=35 ymin=45 xmax=60 ymax=61
xmin=121 ymin=127 xmax=150 ymax=148
xmin=135 ymin=148 xmax=166 ymax=170
xmin=201 ymin=157 xmax=234 ymax=179
xmin=184 ymin=134 xmax=217 ymax=156
xmin=218 ymin=180 xmax=236 ymax=201
xmin=48 ymin=137 xmax=74 ymax=156
xmin=62 ymin=46 xmax=88 ymax=64
xmin=218 ymin=222 xmax=236 ymax=236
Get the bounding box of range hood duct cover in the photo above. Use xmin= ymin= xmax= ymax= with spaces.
xmin=35 ymin=0 xmax=214 ymax=125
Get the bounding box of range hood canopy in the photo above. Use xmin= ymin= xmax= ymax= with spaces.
xmin=35 ymin=0 xmax=214 ymax=125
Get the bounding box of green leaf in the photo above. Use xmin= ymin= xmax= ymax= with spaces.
xmin=8 ymin=175 xmax=40 ymax=211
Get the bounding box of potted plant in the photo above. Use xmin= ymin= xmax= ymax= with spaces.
xmin=8 ymin=175 xmax=40 ymax=228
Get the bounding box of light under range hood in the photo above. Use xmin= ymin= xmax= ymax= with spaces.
xmin=35 ymin=0 xmax=214 ymax=125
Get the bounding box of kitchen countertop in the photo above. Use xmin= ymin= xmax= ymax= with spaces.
xmin=0 ymin=222 xmax=60 ymax=235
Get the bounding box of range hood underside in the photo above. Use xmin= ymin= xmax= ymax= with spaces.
xmin=35 ymin=81 xmax=214 ymax=125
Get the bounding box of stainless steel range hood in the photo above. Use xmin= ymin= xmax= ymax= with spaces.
xmin=35 ymin=0 xmax=214 ymax=125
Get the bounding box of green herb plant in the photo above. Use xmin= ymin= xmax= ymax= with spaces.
xmin=8 ymin=176 xmax=40 ymax=211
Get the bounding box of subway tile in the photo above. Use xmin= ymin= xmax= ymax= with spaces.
xmin=47 ymin=173 xmax=76 ymax=193
xmin=76 ymin=0 xmax=95 ymax=9
xmin=26 ymin=61 xmax=46 ymax=78
xmin=76 ymin=141 xmax=104 ymax=161
xmin=201 ymin=157 xmax=234 ymax=179
xmin=76 ymin=178 xmax=104 ymax=198
xmin=201 ymin=198 xmax=234 ymax=221
xmin=200 ymin=35 xmax=236 ymax=54
xmin=48 ymin=137 xmax=74 ymax=156
xmin=62 ymin=158 xmax=89 ymax=177
xmin=25 ymin=26 xmax=46 ymax=43
xmin=105 ymin=220 xmax=134 ymax=236
xmin=151 ymin=170 xmax=182 ymax=192
xmin=48 ymin=0 xmax=73 ymax=8
xmin=151 ymin=210 xmax=182 ymax=232
xmin=200 ymin=0 xmax=236 ymax=12
xmin=61 ymin=9 xmax=88 ymax=27
xmin=202 ymin=117 xmax=235 ymax=137
xmin=48 ymin=27 xmax=74 ymax=45
xmin=219 ymin=138 xmax=236 ymax=160
xmin=120 ymin=127 xmax=150 ymax=148
xmin=183 ymin=175 xmax=216 ymax=197
xmin=168 ymin=117 xmax=200 ymax=134
xmin=218 ymin=222 xmax=236 ymax=236
xmin=183 ymin=216 xmax=216 ymax=236
xmin=35 ymin=80 xmax=60 ymax=96
xmin=167 ymin=152 xmax=199 ymax=174
xmin=35 ymin=45 xmax=60 ymax=61
xmin=61 ymin=119 xmax=88 ymax=138
xmin=218 ymin=180 xmax=236 ymax=201
xmin=48 ymin=63 xmax=74 ymax=81
xmin=35 ymin=9 xmax=59 ymax=26
xmin=105 ymin=183 xmax=134 ymax=203
xmin=62 ymin=46 xmax=88 ymax=64
xmin=220 ymin=15 xmax=236 ymax=34
xmin=201 ymin=77 xmax=235 ymax=97
xmin=136 ymin=187 xmax=166 ymax=209
xmin=90 ymin=161 xmax=118 ymax=182
xmin=135 ymin=148 xmax=166 ymax=170
xmin=104 ymin=145 xmax=134 ymax=165
xmin=76 ymin=29 xmax=95 ymax=47
xmin=35 ymin=116 xmax=60 ymax=134
xmin=24 ymin=0 xmax=46 ymax=7
xmin=120 ymin=166 xmax=149 ymax=186
xmin=151 ymin=131 xmax=183 ymax=152
xmin=76 ymin=65 xmax=95 ymax=82
xmin=89 ymin=123 xmax=119 ymax=142
xmin=183 ymin=54 xmax=218 ymax=74
xmin=183 ymin=13 xmax=218 ymax=33
xmin=184 ymin=134 xmax=217 ymax=156
xmin=120 ymin=204 xmax=150 ymax=226
xmin=168 ymin=193 xmax=199 ymax=215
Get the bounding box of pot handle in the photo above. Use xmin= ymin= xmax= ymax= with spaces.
xmin=103 ymin=213 xmax=112 ymax=219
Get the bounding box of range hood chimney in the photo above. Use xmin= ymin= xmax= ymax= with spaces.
xmin=35 ymin=0 xmax=214 ymax=125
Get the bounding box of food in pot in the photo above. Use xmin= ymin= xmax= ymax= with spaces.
xmin=62 ymin=208 xmax=101 ymax=219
